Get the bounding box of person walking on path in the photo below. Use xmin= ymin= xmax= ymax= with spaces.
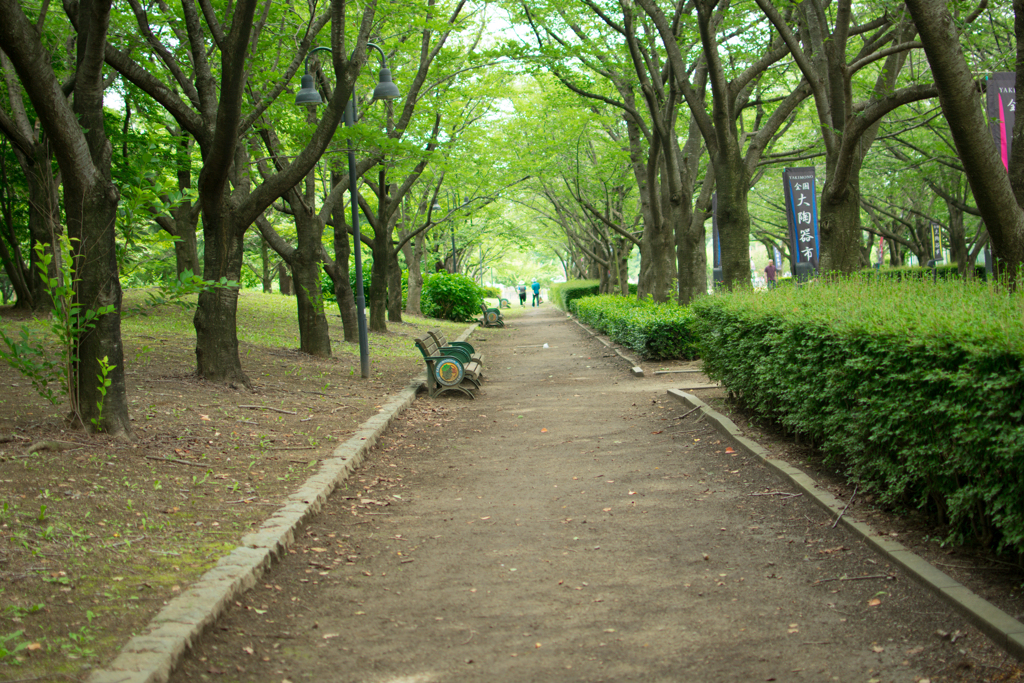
xmin=764 ymin=261 xmax=777 ymax=290
xmin=531 ymin=279 xmax=541 ymax=306
xmin=517 ymin=282 xmax=527 ymax=306
xmin=167 ymin=304 xmax=1008 ymax=683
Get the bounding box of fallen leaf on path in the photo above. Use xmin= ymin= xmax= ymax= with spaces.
xmin=818 ymin=546 xmax=848 ymax=554
xmin=243 ymin=646 xmax=254 ymax=655
xmin=541 ymin=428 xmax=548 ymax=433
xmin=867 ymin=598 xmax=881 ymax=607
xmin=323 ymin=633 xmax=340 ymax=639
xmin=27 ymin=642 xmax=42 ymax=651
xmin=871 ymin=645 xmax=884 ymax=653
xmin=602 ymin=507 xmax=612 ymax=512
xmin=725 ymin=447 xmax=735 ymax=453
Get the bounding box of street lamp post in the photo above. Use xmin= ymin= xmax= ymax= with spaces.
xmin=295 ymin=43 xmax=399 ymax=379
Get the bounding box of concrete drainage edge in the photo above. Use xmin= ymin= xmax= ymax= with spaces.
xmin=85 ymin=323 xmax=480 ymax=683
xmin=570 ymin=318 xmax=644 ymax=377
xmin=666 ymin=388 xmax=1024 ymax=661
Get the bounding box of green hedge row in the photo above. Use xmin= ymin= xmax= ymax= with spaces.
xmin=571 ymin=295 xmax=701 ymax=360
xmin=549 ymin=280 xmax=600 ymax=311
xmin=691 ymin=278 xmax=1024 ymax=554
xmin=856 ymin=263 xmax=989 ymax=281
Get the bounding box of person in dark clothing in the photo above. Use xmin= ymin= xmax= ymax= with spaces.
xmin=531 ymin=280 xmax=541 ymax=306
xmin=518 ymin=283 xmax=527 ymax=306
xmin=764 ymin=261 xmax=777 ymax=290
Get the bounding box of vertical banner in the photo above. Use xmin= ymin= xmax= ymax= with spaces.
xmin=931 ymin=224 xmax=943 ymax=263
xmin=877 ymin=235 xmax=885 ymax=266
xmin=773 ymin=246 xmax=782 ymax=271
xmin=783 ymin=167 xmax=819 ymax=278
xmin=987 ymin=72 xmax=1016 ymax=171
xmin=712 ymin=193 xmax=723 ymax=284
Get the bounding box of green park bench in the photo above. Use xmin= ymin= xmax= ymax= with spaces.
xmin=500 ymin=298 xmax=510 ymax=308
xmin=414 ymin=334 xmax=481 ymax=399
xmin=480 ymin=302 xmax=504 ymax=328
xmin=427 ymin=329 xmax=484 ymax=370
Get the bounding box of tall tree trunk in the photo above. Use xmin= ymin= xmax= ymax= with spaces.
xmin=0 ymin=79 xmax=62 ymax=312
xmin=167 ymin=129 xmax=200 ymax=277
xmin=260 ymin=238 xmax=273 ymax=292
xmin=279 ymin=262 xmax=293 ymax=295
xmin=65 ymin=0 xmax=130 ymax=434
xmin=403 ymin=231 xmax=424 ymax=316
xmin=194 ymin=220 xmax=248 ymax=385
xmin=328 ymin=171 xmax=358 ymax=342
xmin=368 ymin=170 xmax=388 ymax=332
xmin=946 ymin=200 xmax=968 ymax=273
xmin=292 ymin=204 xmax=331 ymax=357
xmin=715 ymin=153 xmax=752 ymax=289
xmin=387 ymin=244 xmax=403 ymax=322
xmin=819 ymin=172 xmax=864 ymax=273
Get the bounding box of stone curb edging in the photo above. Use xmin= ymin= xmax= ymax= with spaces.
xmin=85 ymin=323 xmax=481 ymax=683
xmin=570 ymin=318 xmax=644 ymax=377
xmin=666 ymin=388 xmax=1024 ymax=661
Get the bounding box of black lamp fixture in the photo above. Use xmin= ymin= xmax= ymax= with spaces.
xmin=294 ymin=42 xmax=399 ymax=379
xmin=295 ymin=44 xmax=400 ymax=106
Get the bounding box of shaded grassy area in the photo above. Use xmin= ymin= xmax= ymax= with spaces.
xmin=0 ymin=289 xmax=473 ymax=677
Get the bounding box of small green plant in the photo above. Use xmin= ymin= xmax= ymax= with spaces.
xmin=41 ymin=572 xmax=70 ymax=586
xmin=0 ymin=630 xmax=30 ymax=661
xmin=36 ymin=504 xmax=48 ymax=523
xmin=152 ymin=479 xmax=162 ymax=491
xmin=90 ymin=355 xmax=115 ymax=431
xmin=61 ymin=624 xmax=95 ymax=658
xmin=0 ymin=237 xmax=115 ymax=426
xmin=4 ymin=603 xmax=44 ymax=619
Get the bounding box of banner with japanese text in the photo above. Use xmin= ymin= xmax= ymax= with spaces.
xmin=773 ymin=246 xmax=782 ymax=271
xmin=931 ymin=224 xmax=943 ymax=263
xmin=783 ymin=167 xmax=819 ymax=271
xmin=988 ymin=72 xmax=1015 ymax=171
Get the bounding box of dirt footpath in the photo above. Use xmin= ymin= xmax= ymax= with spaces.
xmin=169 ymin=306 xmax=1017 ymax=683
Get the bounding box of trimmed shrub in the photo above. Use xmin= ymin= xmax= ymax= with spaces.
xmin=421 ymin=272 xmax=484 ymax=323
xmin=550 ymin=280 xmax=599 ymax=311
xmin=856 ymin=263 xmax=988 ymax=282
xmin=571 ymin=295 xmax=700 ymax=360
xmin=691 ymin=278 xmax=1024 ymax=554
xmin=483 ymin=286 xmax=501 ymax=299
